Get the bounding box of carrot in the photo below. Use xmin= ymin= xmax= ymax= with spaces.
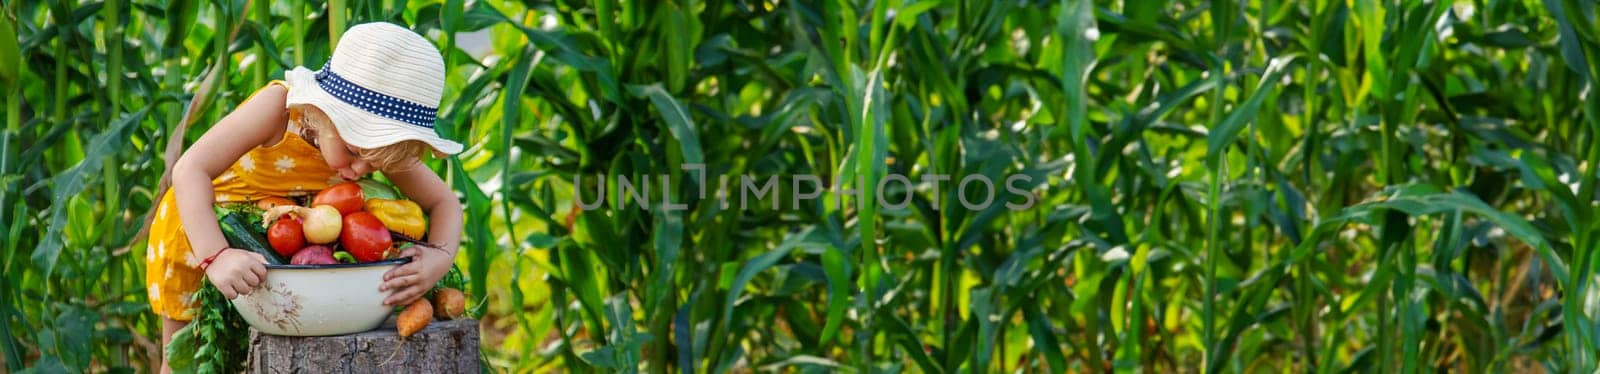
xmin=397 ymin=298 xmax=433 ymax=338
xmin=255 ymin=196 xmax=296 ymax=211
xmin=432 ymin=288 xmax=466 ymax=320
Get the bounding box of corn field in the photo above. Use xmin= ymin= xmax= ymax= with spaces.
xmin=4 ymin=0 xmax=1600 ymax=372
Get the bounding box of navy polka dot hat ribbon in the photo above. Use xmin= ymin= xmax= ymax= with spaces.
xmin=315 ymin=59 xmax=439 ymax=128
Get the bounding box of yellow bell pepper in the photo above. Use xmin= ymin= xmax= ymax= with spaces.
xmin=365 ymin=199 xmax=427 ymax=239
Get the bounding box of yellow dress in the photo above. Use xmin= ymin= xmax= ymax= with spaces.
xmin=146 ymin=81 xmax=340 ymax=321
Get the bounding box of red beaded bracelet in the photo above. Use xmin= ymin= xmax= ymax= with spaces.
xmin=198 ymin=248 xmax=226 ymax=271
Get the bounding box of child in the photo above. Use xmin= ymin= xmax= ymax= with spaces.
xmin=145 ymin=22 xmax=464 ymax=371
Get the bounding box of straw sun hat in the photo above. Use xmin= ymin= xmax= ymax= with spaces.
xmin=284 ymin=22 xmax=463 ymax=155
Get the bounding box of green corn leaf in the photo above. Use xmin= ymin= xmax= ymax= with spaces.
xmin=0 ymin=14 xmax=18 ymax=84
xmin=819 ymin=244 xmax=849 ymax=344
xmin=627 ymin=83 xmax=704 ymax=165
xmin=34 ymin=108 xmax=148 ymax=277
xmin=1023 ymin=304 xmax=1067 ymax=373
xmin=1206 ymin=55 xmax=1299 ymax=160
xmin=722 ymin=227 xmax=818 ymax=330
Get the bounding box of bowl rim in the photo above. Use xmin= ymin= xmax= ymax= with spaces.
xmin=266 ymin=257 xmax=411 ymax=270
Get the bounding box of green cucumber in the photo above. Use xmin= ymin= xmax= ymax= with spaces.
xmin=217 ymin=211 xmax=284 ymax=265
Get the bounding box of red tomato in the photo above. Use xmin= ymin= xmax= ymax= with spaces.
xmin=312 ymin=182 xmax=365 ymax=215
xmin=341 ymin=212 xmax=393 ymax=262
xmin=268 ymin=218 xmax=306 ymax=258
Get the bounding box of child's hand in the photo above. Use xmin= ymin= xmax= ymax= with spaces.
xmin=379 ymin=245 xmax=453 ymax=306
xmin=203 ymin=248 xmax=269 ymax=299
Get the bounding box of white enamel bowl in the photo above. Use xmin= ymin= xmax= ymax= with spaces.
xmin=230 ymin=258 xmax=409 ymax=336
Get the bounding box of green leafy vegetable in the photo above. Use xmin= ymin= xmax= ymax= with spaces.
xmin=164 ymin=282 xmax=247 ymax=374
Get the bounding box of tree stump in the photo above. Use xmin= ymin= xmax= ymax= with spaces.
xmin=248 ymin=318 xmax=480 ymax=373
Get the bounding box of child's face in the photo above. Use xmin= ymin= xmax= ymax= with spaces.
xmin=315 ymin=128 xmax=375 ymax=181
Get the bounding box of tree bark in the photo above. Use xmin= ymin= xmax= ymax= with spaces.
xmin=248 ymin=318 xmax=480 ymax=373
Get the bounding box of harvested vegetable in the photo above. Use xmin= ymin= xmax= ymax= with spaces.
xmin=165 ymin=282 xmax=248 ymax=373
xmin=265 ymin=205 xmax=342 ymax=244
xmin=333 ymin=251 xmax=357 ymax=264
xmin=217 ymin=207 xmax=284 ymax=265
xmin=342 ymin=212 xmax=394 ymax=262
xmin=396 ymin=298 xmax=433 ymax=338
xmin=432 ymin=288 xmax=465 ymax=320
xmin=434 ymin=264 xmax=467 ymax=292
xmin=255 ymin=196 xmax=296 ymax=210
xmin=289 ymin=245 xmax=337 ymax=265
xmin=365 ymin=198 xmax=427 ymax=239
xmin=357 ymin=178 xmax=400 ymax=200
xmin=312 ymin=181 xmax=364 ymax=215
xmin=267 ymin=218 xmax=305 ymax=258
xmin=302 ymin=205 xmax=342 ymax=244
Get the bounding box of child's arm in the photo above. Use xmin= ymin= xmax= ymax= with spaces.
xmin=171 ymin=84 xmax=291 ymax=299
xmin=379 ymin=160 xmax=464 ymax=306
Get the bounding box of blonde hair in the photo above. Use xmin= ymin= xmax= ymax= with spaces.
xmin=289 ymin=104 xmax=431 ymax=173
